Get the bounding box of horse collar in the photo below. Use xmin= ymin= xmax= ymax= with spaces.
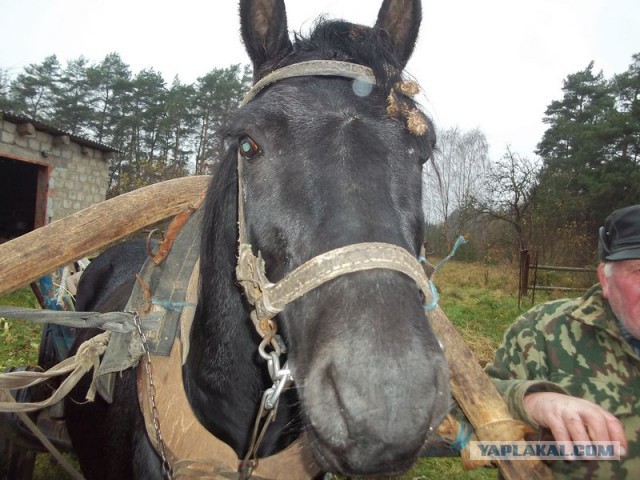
xmin=127 ymin=205 xmax=321 ymax=479
xmin=137 ymin=338 xmax=320 ymax=479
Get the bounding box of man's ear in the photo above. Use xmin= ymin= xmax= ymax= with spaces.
xmin=240 ymin=0 xmax=292 ymax=78
xmin=597 ymin=263 xmax=610 ymax=299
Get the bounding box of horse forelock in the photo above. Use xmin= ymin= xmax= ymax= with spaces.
xmin=300 ymin=22 xmax=398 ymax=75
xmin=288 ymin=19 xmax=434 ymax=148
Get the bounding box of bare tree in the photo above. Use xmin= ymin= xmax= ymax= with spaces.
xmin=422 ymin=127 xmax=490 ymax=247
xmin=479 ymin=146 xmax=540 ymax=252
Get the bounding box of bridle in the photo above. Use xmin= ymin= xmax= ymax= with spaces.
xmin=234 ymin=60 xmax=438 ymax=476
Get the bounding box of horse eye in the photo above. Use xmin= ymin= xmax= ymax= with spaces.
xmin=238 ymin=135 xmax=261 ymax=159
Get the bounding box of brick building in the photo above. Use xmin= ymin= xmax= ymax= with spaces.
xmin=0 ymin=111 xmax=118 ymax=241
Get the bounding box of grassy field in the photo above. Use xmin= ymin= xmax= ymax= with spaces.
xmin=0 ymin=259 xmax=593 ymax=479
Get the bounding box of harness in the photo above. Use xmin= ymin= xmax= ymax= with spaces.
xmin=0 ymin=60 xmax=439 ymax=480
xmin=127 ymin=204 xmax=320 ymax=480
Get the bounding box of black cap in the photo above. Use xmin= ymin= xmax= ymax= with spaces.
xmin=599 ymin=204 xmax=640 ymax=261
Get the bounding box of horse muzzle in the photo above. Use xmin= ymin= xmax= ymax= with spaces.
xmin=305 ymin=344 xmax=449 ymax=474
xmin=287 ymin=271 xmax=451 ymax=476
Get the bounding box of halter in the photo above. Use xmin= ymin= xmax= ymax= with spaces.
xmin=234 ymin=60 xmax=437 ymax=475
xmin=236 ymin=59 xmax=434 ymax=329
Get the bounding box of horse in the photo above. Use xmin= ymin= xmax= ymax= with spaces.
xmin=63 ymin=0 xmax=450 ymax=477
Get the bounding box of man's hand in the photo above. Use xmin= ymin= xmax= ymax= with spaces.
xmin=524 ymin=392 xmax=628 ymax=455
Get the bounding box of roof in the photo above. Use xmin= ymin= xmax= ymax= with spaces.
xmin=1 ymin=111 xmax=121 ymax=154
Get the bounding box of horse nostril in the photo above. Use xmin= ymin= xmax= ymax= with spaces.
xmin=304 ymin=344 xmax=448 ymax=476
xmin=319 ymin=362 xmax=350 ymax=443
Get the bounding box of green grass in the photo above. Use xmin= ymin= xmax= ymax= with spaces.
xmin=433 ymin=259 xmax=579 ymax=364
xmin=356 ymin=457 xmax=496 ymax=480
xmin=0 ymin=288 xmax=41 ymax=369
xmin=1 ymin=262 xmax=586 ymax=479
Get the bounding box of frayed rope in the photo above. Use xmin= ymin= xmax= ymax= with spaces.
xmin=452 ymin=419 xmax=474 ymax=452
xmin=420 ymin=235 xmax=467 ymax=312
xmin=434 ymin=235 xmax=468 ymax=273
xmin=422 ymin=280 xmax=440 ymax=312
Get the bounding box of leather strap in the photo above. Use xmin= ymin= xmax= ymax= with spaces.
xmin=241 ymin=60 xmax=375 ymax=107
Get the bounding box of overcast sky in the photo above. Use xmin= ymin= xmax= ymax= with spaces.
xmin=1 ymin=0 xmax=638 ymax=161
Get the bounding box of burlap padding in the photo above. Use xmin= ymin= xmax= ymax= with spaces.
xmin=137 ymin=340 xmax=321 ymax=480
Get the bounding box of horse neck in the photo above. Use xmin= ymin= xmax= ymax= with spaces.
xmin=183 ymin=164 xmax=300 ymax=457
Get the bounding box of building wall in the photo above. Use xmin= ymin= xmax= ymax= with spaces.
xmin=0 ymin=118 xmax=109 ymax=223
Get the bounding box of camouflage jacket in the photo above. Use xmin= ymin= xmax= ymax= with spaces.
xmin=485 ymin=285 xmax=640 ymax=479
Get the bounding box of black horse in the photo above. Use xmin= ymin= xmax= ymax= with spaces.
xmin=64 ymin=0 xmax=449 ymax=477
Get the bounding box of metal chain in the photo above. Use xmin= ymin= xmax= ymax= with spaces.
xmin=133 ymin=312 xmax=174 ymax=480
xmin=260 ymin=347 xmax=291 ymax=411
xmin=239 ymin=323 xmax=293 ymax=479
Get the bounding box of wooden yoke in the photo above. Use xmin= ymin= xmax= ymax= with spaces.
xmin=0 ymin=176 xmax=210 ymax=298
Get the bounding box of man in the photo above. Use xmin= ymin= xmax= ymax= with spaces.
xmin=485 ymin=204 xmax=639 ymax=479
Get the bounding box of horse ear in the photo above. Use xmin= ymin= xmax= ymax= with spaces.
xmin=240 ymin=0 xmax=292 ymax=77
xmin=375 ymin=0 xmax=422 ymax=68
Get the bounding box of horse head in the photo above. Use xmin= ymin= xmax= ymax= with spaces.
xmin=193 ymin=0 xmax=450 ymax=476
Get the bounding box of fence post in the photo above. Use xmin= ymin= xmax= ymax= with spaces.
xmin=517 ymin=249 xmax=529 ymax=308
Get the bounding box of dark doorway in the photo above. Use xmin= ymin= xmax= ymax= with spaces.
xmin=0 ymin=156 xmax=48 ymax=241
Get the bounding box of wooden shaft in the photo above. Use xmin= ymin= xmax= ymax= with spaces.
xmin=0 ymin=176 xmax=210 ymax=298
xmin=429 ymin=306 xmax=552 ymax=480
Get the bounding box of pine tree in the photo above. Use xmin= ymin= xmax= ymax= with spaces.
xmin=54 ymin=57 xmax=93 ymax=135
xmin=9 ymin=55 xmax=61 ymax=119
xmin=535 ymin=57 xmax=640 ymax=237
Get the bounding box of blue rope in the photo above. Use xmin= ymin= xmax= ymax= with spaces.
xmin=420 ymin=235 xmax=467 ymax=312
xmin=451 ymin=419 xmax=473 ymax=452
xmin=434 ymin=235 xmax=467 ymax=273
xmin=422 ymin=281 xmax=439 ymax=312
xmin=151 ymin=298 xmax=197 ymax=312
